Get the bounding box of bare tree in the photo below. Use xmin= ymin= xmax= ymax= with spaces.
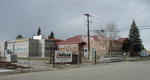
xmin=93 ymin=23 xmax=119 ymax=55
xmin=94 ymin=23 xmax=119 ymax=39
xmin=106 ymin=23 xmax=119 ymax=40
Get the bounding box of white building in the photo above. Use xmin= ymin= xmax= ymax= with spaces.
xmin=0 ymin=41 xmax=7 ymax=57
xmin=0 ymin=35 xmax=56 ymax=57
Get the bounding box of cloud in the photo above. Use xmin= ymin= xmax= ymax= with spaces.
xmin=0 ymin=0 xmax=150 ymax=49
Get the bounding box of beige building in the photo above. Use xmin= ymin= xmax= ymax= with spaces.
xmin=57 ymin=35 xmax=127 ymax=59
xmin=57 ymin=35 xmax=111 ymax=59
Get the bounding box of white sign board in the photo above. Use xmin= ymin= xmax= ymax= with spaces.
xmin=55 ymin=51 xmax=72 ymax=63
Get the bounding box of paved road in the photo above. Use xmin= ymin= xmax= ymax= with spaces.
xmin=0 ymin=61 xmax=150 ymax=80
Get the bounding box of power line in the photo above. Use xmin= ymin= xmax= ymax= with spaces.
xmin=91 ymin=25 xmax=150 ymax=32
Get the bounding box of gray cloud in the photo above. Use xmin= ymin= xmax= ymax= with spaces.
xmin=0 ymin=0 xmax=150 ymax=49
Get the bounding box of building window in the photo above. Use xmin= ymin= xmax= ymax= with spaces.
xmin=101 ymin=46 xmax=105 ymax=49
xmin=45 ymin=48 xmax=49 ymax=50
xmin=84 ymin=49 xmax=87 ymax=52
xmin=59 ymin=45 xmax=64 ymax=48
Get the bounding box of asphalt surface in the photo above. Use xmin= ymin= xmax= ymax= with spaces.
xmin=0 ymin=61 xmax=150 ymax=80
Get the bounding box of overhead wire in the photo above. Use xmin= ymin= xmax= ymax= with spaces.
xmin=91 ymin=25 xmax=150 ymax=32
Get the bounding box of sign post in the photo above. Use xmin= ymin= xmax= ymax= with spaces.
xmin=92 ymin=48 xmax=96 ymax=65
xmin=53 ymin=52 xmax=55 ymax=68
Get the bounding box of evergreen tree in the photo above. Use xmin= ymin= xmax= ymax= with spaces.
xmin=128 ymin=20 xmax=143 ymax=56
xmin=37 ymin=27 xmax=41 ymax=35
xmin=122 ymin=39 xmax=130 ymax=52
xmin=16 ymin=34 xmax=23 ymax=39
xmin=48 ymin=31 xmax=55 ymax=39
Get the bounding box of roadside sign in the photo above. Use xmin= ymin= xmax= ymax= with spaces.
xmin=55 ymin=51 xmax=72 ymax=63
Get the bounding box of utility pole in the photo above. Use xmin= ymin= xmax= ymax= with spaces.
xmin=28 ymin=42 xmax=31 ymax=69
xmin=52 ymin=51 xmax=55 ymax=68
xmin=12 ymin=42 xmax=15 ymax=54
xmin=49 ymin=45 xmax=51 ymax=64
xmin=84 ymin=13 xmax=92 ymax=60
xmin=52 ymin=42 xmax=56 ymax=68
xmin=94 ymin=50 xmax=96 ymax=65
xmin=108 ymin=30 xmax=112 ymax=63
xmin=28 ymin=51 xmax=31 ymax=68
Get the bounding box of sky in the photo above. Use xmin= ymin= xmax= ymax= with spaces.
xmin=0 ymin=0 xmax=150 ymax=49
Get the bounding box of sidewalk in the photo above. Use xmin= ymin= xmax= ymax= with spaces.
xmin=1 ymin=57 xmax=150 ymax=75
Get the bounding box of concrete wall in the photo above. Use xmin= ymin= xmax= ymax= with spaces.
xmin=29 ymin=39 xmax=39 ymax=57
xmin=7 ymin=39 xmax=29 ymax=57
xmin=38 ymin=39 xmax=45 ymax=57
xmin=7 ymin=41 xmax=15 ymax=55
xmin=7 ymin=39 xmax=39 ymax=57
xmin=14 ymin=40 xmax=29 ymax=57
xmin=0 ymin=41 xmax=6 ymax=56
xmin=38 ymin=39 xmax=56 ymax=57
xmin=45 ymin=40 xmax=53 ymax=57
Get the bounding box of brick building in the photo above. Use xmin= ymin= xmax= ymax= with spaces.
xmin=57 ymin=35 xmax=128 ymax=59
xmin=57 ymin=35 xmax=111 ymax=59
